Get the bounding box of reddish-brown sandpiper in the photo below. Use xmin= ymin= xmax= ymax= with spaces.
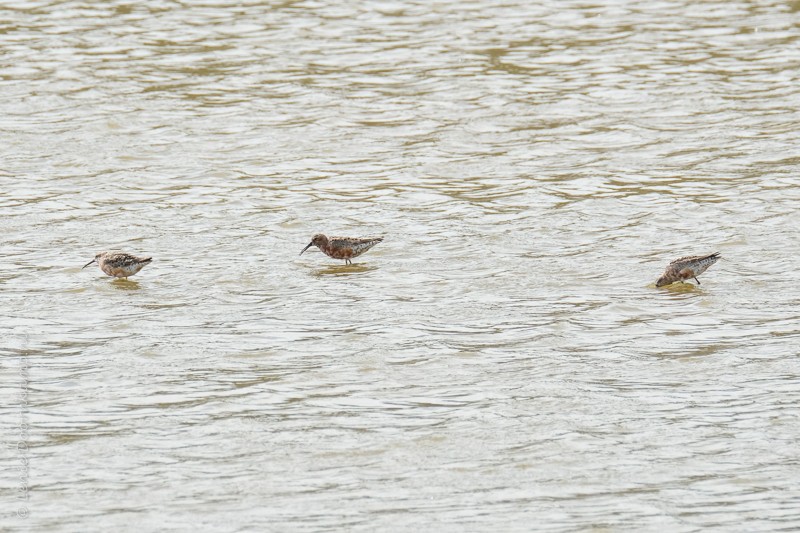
xmin=656 ymin=252 xmax=720 ymax=287
xmin=82 ymin=251 xmax=152 ymax=279
xmin=300 ymin=234 xmax=383 ymax=265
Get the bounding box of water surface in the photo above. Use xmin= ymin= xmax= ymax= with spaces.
xmin=2 ymin=0 xmax=800 ymax=531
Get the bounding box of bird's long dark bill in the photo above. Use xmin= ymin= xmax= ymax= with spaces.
xmin=300 ymin=243 xmax=313 ymax=255
xmin=82 ymin=259 xmax=97 ymax=269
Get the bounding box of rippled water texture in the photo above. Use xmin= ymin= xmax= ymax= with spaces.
xmin=2 ymin=0 xmax=800 ymax=530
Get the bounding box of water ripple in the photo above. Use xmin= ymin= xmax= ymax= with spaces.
xmin=2 ymin=0 xmax=800 ymax=530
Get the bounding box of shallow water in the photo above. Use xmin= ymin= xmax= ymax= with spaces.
xmin=2 ymin=0 xmax=800 ymax=531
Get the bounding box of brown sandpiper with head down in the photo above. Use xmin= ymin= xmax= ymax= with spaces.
xmin=82 ymin=251 xmax=152 ymax=279
xmin=656 ymin=252 xmax=720 ymax=287
xmin=300 ymin=234 xmax=383 ymax=265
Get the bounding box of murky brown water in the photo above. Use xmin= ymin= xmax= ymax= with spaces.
xmin=2 ymin=0 xmax=800 ymax=530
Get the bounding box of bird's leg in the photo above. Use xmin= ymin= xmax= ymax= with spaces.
xmin=694 ymin=277 xmax=700 ymax=284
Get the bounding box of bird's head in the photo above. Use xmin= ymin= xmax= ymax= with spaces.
xmin=300 ymin=234 xmax=328 ymax=255
xmin=82 ymin=252 xmax=105 ymax=269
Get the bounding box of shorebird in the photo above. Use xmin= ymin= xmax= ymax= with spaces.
xmin=82 ymin=251 xmax=152 ymax=279
xmin=656 ymin=252 xmax=720 ymax=287
xmin=300 ymin=234 xmax=383 ymax=265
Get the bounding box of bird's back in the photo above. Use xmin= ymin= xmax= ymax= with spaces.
xmin=100 ymin=252 xmax=152 ymax=276
xmin=329 ymin=236 xmax=383 ymax=257
xmin=670 ymin=252 xmax=720 ymax=270
xmin=670 ymin=252 xmax=720 ymax=275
